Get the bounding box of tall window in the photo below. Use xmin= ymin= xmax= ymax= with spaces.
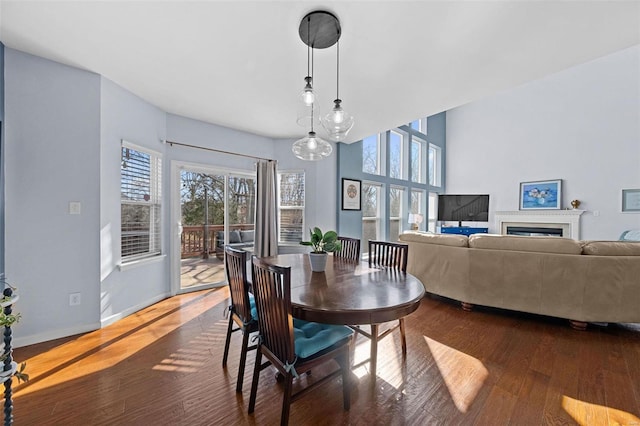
xmin=411 ymin=136 xmax=426 ymax=184
xmin=121 ymin=141 xmax=162 ymax=262
xmin=389 ymin=186 xmax=405 ymax=242
xmin=428 ymin=192 xmax=438 ymax=232
xmin=362 ymin=182 xmax=382 ymax=250
xmin=278 ymin=171 xmax=305 ymax=243
xmin=362 ymin=134 xmax=381 ymax=175
xmin=429 ymin=143 xmax=442 ymax=187
xmin=389 ymin=130 xmax=406 ymax=180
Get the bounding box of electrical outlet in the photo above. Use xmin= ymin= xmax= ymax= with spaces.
xmin=69 ymin=292 xmax=81 ymax=306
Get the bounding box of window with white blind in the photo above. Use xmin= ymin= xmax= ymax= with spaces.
xmin=121 ymin=141 xmax=162 ymax=263
xmin=278 ymin=171 xmax=305 ymax=244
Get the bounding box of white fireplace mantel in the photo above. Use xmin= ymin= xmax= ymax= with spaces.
xmin=494 ymin=210 xmax=585 ymax=240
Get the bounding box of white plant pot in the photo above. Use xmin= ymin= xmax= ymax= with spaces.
xmin=309 ymin=252 xmax=328 ymax=272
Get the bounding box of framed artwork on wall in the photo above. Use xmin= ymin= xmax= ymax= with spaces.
xmin=341 ymin=178 xmax=361 ymax=211
xmin=622 ymin=189 xmax=640 ymax=212
xmin=519 ymin=179 xmax=562 ymax=210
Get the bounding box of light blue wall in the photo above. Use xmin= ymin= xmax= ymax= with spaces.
xmin=5 ymin=48 xmax=102 ymax=345
xmin=99 ymin=77 xmax=168 ymax=326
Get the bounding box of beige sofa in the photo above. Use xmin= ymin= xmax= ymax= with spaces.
xmin=398 ymin=232 xmax=640 ymax=329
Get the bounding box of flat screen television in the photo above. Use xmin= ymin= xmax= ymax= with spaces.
xmin=437 ymin=194 xmax=489 ymax=226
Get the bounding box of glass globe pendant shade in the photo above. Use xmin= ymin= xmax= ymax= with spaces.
xmin=321 ymin=99 xmax=354 ymax=141
xmin=292 ymin=131 xmax=333 ymax=161
xmin=296 ymin=97 xmax=321 ymax=127
xmin=301 ymin=76 xmax=315 ymax=106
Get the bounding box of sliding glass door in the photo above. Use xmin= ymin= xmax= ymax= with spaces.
xmin=173 ymin=163 xmax=255 ymax=293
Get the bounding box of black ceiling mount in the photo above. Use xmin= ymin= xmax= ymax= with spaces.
xmin=298 ymin=11 xmax=341 ymax=49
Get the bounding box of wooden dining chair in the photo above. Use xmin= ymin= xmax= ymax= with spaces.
xmin=248 ymin=257 xmax=353 ymax=426
xmin=222 ymin=246 xmax=259 ymax=393
xmin=356 ymin=240 xmax=410 ymax=376
xmin=334 ymin=236 xmax=361 ymax=262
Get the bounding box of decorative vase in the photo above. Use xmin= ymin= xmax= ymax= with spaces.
xmin=309 ymin=252 xmax=328 ymax=272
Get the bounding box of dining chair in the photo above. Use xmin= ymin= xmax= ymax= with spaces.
xmin=356 ymin=240 xmax=410 ymax=376
xmin=248 ymin=257 xmax=353 ymax=426
xmin=334 ymin=236 xmax=361 ymax=262
xmin=222 ymin=246 xmax=259 ymax=393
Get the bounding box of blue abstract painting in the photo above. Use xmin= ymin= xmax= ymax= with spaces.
xmin=520 ymin=180 xmax=561 ymax=210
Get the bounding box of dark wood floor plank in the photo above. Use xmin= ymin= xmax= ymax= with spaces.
xmin=11 ymin=289 xmax=640 ymax=425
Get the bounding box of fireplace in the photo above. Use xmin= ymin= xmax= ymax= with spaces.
xmin=494 ymin=210 xmax=584 ymax=240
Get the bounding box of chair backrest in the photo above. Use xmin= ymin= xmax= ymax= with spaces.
xmin=251 ymin=257 xmax=296 ymax=366
xmin=224 ymin=246 xmax=252 ymax=322
xmin=335 ymin=236 xmax=361 ymax=262
xmin=368 ymin=240 xmax=408 ymax=272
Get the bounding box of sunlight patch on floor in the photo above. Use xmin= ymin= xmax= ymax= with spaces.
xmin=425 ymin=336 xmax=488 ymax=413
xmin=15 ymin=289 xmax=228 ymax=397
xmin=562 ymin=395 xmax=640 ymax=426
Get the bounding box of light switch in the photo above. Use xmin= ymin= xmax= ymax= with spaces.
xmin=69 ymin=201 xmax=81 ymax=215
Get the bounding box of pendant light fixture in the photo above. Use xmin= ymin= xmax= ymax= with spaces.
xmin=293 ymin=10 xmax=348 ymax=161
xmin=321 ymin=40 xmax=354 ymax=141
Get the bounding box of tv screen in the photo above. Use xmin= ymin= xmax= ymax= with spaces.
xmin=438 ymin=194 xmax=489 ymax=224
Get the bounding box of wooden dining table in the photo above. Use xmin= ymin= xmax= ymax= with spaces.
xmin=256 ymin=253 xmax=426 ymax=376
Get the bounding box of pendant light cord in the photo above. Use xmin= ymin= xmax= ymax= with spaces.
xmin=336 ymin=40 xmax=340 ymax=100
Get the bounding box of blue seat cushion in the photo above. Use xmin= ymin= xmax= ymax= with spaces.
xmin=293 ymin=319 xmax=353 ymax=359
xmin=248 ymin=293 xmax=258 ymax=321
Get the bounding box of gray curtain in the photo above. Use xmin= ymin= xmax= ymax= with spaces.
xmin=254 ymin=160 xmax=278 ymax=257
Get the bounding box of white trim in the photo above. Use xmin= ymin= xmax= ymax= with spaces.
xmin=494 ymin=210 xmax=585 ymax=240
xmin=118 ymin=254 xmax=166 ymax=271
xmin=13 ymin=322 xmax=101 ymax=348
xmin=122 ymin=139 xmax=162 ymax=158
xmin=100 ymin=292 xmax=170 ymax=328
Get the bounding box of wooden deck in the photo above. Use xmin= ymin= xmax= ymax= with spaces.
xmin=180 ymin=256 xmax=226 ymax=288
xmin=12 ymin=290 xmax=640 ymax=425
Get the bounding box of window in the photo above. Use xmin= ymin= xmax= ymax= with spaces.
xmin=278 ymin=171 xmax=305 ymax=244
xmin=362 ymin=134 xmax=381 ymax=175
xmin=389 ymin=130 xmax=407 ymax=180
xmin=429 ymin=143 xmax=442 ymax=187
xmin=428 ymin=192 xmax=438 ymax=233
xmin=121 ymin=141 xmax=162 ymax=262
xmin=362 ymin=182 xmax=382 ymax=251
xmin=411 ymin=136 xmax=426 ymax=184
xmin=389 ymin=186 xmax=405 ymax=242
xmin=411 ymin=189 xmax=424 ymax=230
xmin=410 ymin=118 xmax=427 ymax=134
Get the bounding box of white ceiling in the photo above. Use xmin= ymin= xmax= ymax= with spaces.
xmin=1 ymin=1 xmax=639 ymax=144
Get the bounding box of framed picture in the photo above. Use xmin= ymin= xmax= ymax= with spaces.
xmin=519 ymin=179 xmax=562 ymax=210
xmin=341 ymin=178 xmax=362 ymax=211
xmin=622 ymin=189 xmax=640 ymax=212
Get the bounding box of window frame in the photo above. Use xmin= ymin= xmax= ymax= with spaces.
xmin=277 ymin=170 xmax=305 ymax=245
xmin=120 ymin=140 xmax=163 ymax=264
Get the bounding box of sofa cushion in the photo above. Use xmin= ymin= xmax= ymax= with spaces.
xmin=229 ymin=229 xmax=242 ymax=244
xmin=581 ymin=241 xmax=640 ymax=256
xmin=468 ymin=234 xmax=582 ymax=255
xmin=240 ymin=230 xmax=254 ymax=243
xmin=400 ymin=232 xmax=468 ymax=248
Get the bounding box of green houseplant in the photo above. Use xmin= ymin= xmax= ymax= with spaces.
xmin=300 ymin=227 xmax=342 ymax=272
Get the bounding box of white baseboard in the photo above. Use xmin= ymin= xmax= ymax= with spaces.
xmin=12 ymin=292 xmax=171 ymax=348
xmin=100 ymin=292 xmax=170 ymax=328
xmin=13 ymin=322 xmax=101 ymax=348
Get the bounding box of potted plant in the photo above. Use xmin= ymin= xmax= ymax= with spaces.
xmin=300 ymin=227 xmax=342 ymax=272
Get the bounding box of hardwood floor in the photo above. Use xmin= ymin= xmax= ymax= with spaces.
xmin=12 ymin=289 xmax=640 ymax=425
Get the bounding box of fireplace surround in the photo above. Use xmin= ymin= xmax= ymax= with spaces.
xmin=494 ymin=210 xmax=584 ymax=240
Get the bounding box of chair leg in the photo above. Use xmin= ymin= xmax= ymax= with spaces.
xmin=399 ymin=318 xmax=407 ymax=359
xmin=281 ymin=373 xmax=294 ymax=426
xmin=236 ymin=328 xmax=250 ymax=392
xmin=337 ymin=349 xmax=351 ymax=410
xmin=248 ymin=349 xmax=262 ymax=414
xmin=370 ymin=324 xmax=379 ymax=377
xmin=222 ymin=315 xmax=234 ymax=367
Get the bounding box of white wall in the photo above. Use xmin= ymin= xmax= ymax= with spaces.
xmin=446 ymin=45 xmax=640 ymax=239
xmin=99 ymin=77 xmax=168 ymax=326
xmin=5 ymin=49 xmax=102 ymax=345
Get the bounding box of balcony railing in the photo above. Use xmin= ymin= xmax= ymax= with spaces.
xmin=181 ymin=224 xmax=254 ymax=259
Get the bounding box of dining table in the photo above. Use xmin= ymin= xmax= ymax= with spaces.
xmin=255 ymin=253 xmax=426 ymax=376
